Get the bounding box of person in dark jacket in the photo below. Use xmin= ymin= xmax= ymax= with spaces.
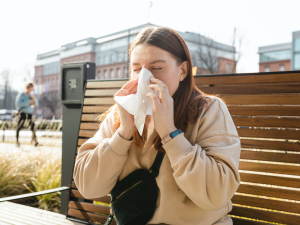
xmin=15 ymin=82 xmax=39 ymax=147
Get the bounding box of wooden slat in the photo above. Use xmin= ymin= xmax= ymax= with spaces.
xmin=194 ymin=72 xmax=300 ymax=85
xmin=223 ymin=94 xmax=300 ymax=105
xmin=81 ymin=114 xmax=101 ymax=122
xmin=228 ymin=105 xmax=300 ymax=116
xmin=80 ymin=122 xmax=99 ymax=130
xmin=83 ymin=93 xmax=300 ymax=106
xmin=198 ymin=83 xmax=300 ymax=95
xmin=68 ymin=201 xmax=110 ymax=215
xmin=240 ymin=173 xmax=300 ymax=188
xmin=233 ymin=117 xmax=300 ymax=128
xmin=240 ymin=150 xmax=300 ymax=163
xmin=85 ymin=89 xmax=118 ymax=97
xmin=78 ymin=138 xmax=88 ymax=146
xmin=241 ymin=139 xmax=300 ymax=152
xmin=237 ymin=184 xmax=300 ymax=201
xmin=86 ymin=80 xmax=127 ymax=89
xmin=82 ymin=106 xmax=110 ymax=113
xmin=79 ymin=130 xmax=96 ymax=138
xmin=68 ymin=208 xmax=116 ymax=225
xmin=237 ymin=128 xmax=300 ymax=140
xmin=232 ymin=194 xmax=300 ymax=214
xmin=239 ymin=161 xmax=300 ymax=175
xmin=230 ymin=206 xmax=300 ymax=225
xmin=231 ymin=217 xmax=271 ymax=225
xmin=84 ymin=97 xmax=115 ymax=105
xmin=70 ymin=189 xmax=111 ymax=203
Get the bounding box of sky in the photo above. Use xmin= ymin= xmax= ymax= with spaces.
xmin=0 ymin=0 xmax=299 ymax=89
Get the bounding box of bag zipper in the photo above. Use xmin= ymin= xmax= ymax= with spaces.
xmin=111 ymin=180 xmax=143 ymax=205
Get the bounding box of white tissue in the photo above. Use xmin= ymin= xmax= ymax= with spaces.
xmin=114 ymin=68 xmax=156 ymax=135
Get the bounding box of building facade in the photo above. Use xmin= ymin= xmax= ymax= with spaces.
xmin=34 ymin=23 xmax=236 ymax=119
xmin=258 ymin=30 xmax=300 ymax=72
xmin=292 ymin=31 xmax=300 ymax=71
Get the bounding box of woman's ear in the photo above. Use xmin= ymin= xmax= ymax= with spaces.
xmin=180 ymin=61 xmax=189 ymax=81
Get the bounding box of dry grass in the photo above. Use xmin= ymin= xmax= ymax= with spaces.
xmin=0 ymin=148 xmax=62 ymax=212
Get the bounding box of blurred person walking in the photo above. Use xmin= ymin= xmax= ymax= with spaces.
xmin=15 ymin=82 xmax=39 ymax=147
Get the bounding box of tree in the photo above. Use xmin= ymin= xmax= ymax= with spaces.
xmin=23 ymin=63 xmax=34 ymax=82
xmin=41 ymin=91 xmax=60 ymax=118
xmin=196 ymin=28 xmax=243 ymax=74
xmin=197 ymin=36 xmax=219 ymax=74
xmin=231 ymin=27 xmax=243 ymax=73
xmin=1 ymin=70 xmax=9 ymax=109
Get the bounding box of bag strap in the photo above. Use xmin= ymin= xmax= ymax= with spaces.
xmin=149 ymin=151 xmax=165 ymax=177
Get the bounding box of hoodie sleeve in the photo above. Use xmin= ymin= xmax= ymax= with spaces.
xmin=163 ymin=97 xmax=241 ymax=211
xmin=73 ymin=108 xmax=133 ymax=199
xmin=16 ymin=93 xmax=31 ymax=108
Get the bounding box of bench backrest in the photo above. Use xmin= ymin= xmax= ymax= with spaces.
xmin=68 ymin=71 xmax=300 ymax=225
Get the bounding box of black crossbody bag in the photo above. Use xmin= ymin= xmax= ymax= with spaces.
xmin=105 ymin=151 xmax=165 ymax=225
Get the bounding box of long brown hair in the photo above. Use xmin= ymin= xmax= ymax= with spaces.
xmin=99 ymin=26 xmax=210 ymax=152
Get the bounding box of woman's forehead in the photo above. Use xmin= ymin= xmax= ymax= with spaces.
xmin=131 ymin=44 xmax=173 ymax=64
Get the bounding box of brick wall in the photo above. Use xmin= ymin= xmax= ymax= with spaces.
xmin=259 ymin=59 xmax=291 ymax=72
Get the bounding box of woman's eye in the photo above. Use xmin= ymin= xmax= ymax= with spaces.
xmin=133 ymin=69 xmax=141 ymax=72
xmin=152 ymin=68 xmax=162 ymax=70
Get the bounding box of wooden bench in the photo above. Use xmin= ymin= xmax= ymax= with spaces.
xmin=1 ymin=70 xmax=299 ymax=225
xmin=67 ymin=70 xmax=300 ymax=225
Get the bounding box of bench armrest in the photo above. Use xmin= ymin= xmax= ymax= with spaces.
xmin=0 ymin=186 xmax=70 ymax=202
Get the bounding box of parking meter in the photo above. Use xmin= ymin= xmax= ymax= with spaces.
xmin=60 ymin=62 xmax=95 ymax=215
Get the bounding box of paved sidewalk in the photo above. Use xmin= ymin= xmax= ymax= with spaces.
xmin=0 ymin=130 xmax=62 ymax=148
xmin=0 ymin=142 xmax=61 ymax=152
xmin=0 ymin=130 xmax=62 ymax=137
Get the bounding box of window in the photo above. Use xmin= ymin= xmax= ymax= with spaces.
xmin=111 ymin=69 xmax=114 ymax=79
xmin=118 ymin=53 xmax=123 ymax=62
xmin=124 ymin=68 xmax=127 ymax=78
xmin=280 ymin=65 xmax=285 ymax=71
xmin=104 ymin=56 xmax=109 ymax=64
xmin=104 ymin=70 xmax=108 ymax=79
xmin=97 ymin=71 xmax=101 ymax=80
xmin=265 ymin=66 xmax=270 ymax=72
xmin=294 ymin=38 xmax=300 ymax=52
xmin=260 ymin=49 xmax=291 ymax=62
xmin=98 ymin=57 xmax=101 ymax=65
xmin=226 ymin=63 xmax=231 ymax=73
xmin=111 ymin=54 xmax=116 ymax=63
xmin=117 ymin=68 xmax=121 ymax=78
xmin=294 ymin=53 xmax=300 ymax=70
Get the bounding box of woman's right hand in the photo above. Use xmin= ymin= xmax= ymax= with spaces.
xmin=115 ymin=78 xmax=139 ymax=140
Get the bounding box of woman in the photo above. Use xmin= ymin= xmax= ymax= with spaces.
xmin=15 ymin=82 xmax=39 ymax=147
xmin=74 ymin=26 xmax=241 ymax=225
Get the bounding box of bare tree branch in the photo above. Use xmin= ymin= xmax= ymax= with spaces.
xmin=40 ymin=91 xmax=59 ymax=118
xmin=197 ymin=36 xmax=219 ymax=74
xmin=231 ymin=27 xmax=244 ymax=73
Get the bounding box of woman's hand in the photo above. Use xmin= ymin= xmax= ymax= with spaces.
xmin=146 ymin=77 xmax=177 ymax=139
xmin=115 ymin=78 xmax=139 ymax=140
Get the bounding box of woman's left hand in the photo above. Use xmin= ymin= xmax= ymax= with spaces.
xmin=146 ymin=77 xmax=177 ymax=139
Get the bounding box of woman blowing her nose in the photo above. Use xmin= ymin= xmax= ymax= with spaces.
xmin=73 ymin=26 xmax=241 ymax=225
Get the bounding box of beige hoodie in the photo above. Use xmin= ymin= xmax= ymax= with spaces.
xmin=73 ymin=96 xmax=241 ymax=225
